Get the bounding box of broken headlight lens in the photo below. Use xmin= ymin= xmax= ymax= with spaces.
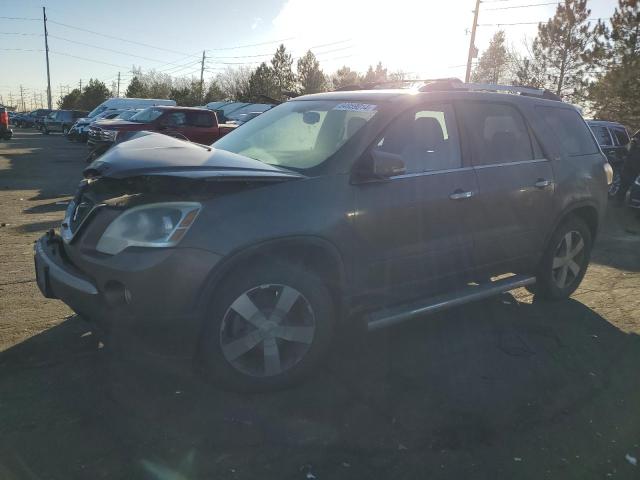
xmin=96 ymin=202 xmax=201 ymax=255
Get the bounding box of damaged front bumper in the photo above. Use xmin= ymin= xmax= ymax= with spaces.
xmin=34 ymin=231 xmax=222 ymax=358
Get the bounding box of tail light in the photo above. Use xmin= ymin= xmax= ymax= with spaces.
xmin=0 ymin=111 xmax=8 ymax=127
xmin=604 ymin=161 xmax=613 ymax=185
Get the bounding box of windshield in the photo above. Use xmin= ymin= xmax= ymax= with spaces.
xmin=117 ymin=110 xmax=139 ymax=120
xmin=87 ymin=104 xmax=108 ymax=118
xmin=129 ymin=108 xmax=164 ymax=123
xmin=213 ymin=100 xmax=378 ymax=169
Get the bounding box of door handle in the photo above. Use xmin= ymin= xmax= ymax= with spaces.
xmin=449 ymin=190 xmax=475 ymax=200
xmin=534 ymin=179 xmax=552 ymax=189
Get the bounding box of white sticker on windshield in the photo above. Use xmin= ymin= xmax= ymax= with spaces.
xmin=333 ymin=103 xmax=377 ymax=112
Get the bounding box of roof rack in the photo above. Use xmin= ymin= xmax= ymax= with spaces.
xmin=418 ymin=80 xmax=562 ymax=101
xmin=331 ymin=77 xmax=563 ymax=101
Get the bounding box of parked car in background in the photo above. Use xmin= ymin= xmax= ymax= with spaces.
xmin=68 ymin=109 xmax=130 ymax=142
xmin=33 ymin=109 xmax=54 ymax=131
xmin=225 ymin=103 xmax=274 ymax=125
xmin=43 ymin=110 xmax=88 ymax=135
xmin=86 ymin=106 xmax=235 ymax=161
xmin=209 ymin=102 xmax=251 ymax=123
xmin=0 ymin=107 xmax=12 ymax=140
xmin=87 ymin=97 xmax=176 ymax=120
xmin=35 ymin=82 xmax=610 ymax=391
xmin=588 ymin=120 xmax=630 ymax=197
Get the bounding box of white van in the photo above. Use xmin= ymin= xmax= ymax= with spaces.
xmin=87 ymin=98 xmax=176 ymax=119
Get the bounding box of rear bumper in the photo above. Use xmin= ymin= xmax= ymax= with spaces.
xmin=34 ymin=233 xmax=222 ymax=358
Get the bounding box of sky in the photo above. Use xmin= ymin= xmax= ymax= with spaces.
xmin=0 ymin=0 xmax=619 ymax=109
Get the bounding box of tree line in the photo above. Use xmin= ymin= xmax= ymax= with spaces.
xmin=471 ymin=0 xmax=638 ymax=130
xmin=58 ymin=0 xmax=638 ymax=130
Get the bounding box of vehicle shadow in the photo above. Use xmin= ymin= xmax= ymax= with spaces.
xmin=591 ymin=204 xmax=640 ymax=272
xmin=1 ymin=295 xmax=639 ymax=479
xmin=0 ymin=131 xmax=84 ymax=198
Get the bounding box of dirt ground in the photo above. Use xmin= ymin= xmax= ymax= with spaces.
xmin=1 ymin=130 xmax=639 ymax=480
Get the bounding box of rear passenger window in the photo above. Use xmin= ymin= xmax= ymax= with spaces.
xmin=461 ymin=103 xmax=534 ymax=165
xmin=536 ymin=107 xmax=598 ymax=156
xmin=591 ymin=126 xmax=613 ymax=146
xmin=375 ymin=104 xmax=461 ymax=173
xmin=611 ymin=127 xmax=629 ymax=146
xmin=188 ymin=112 xmax=214 ymax=128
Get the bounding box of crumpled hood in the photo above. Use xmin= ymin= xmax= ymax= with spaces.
xmin=83 ymin=131 xmax=304 ymax=181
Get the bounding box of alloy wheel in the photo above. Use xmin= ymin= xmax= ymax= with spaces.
xmin=552 ymin=230 xmax=585 ymax=289
xmin=219 ymin=284 xmax=316 ymax=377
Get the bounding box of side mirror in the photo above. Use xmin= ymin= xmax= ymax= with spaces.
xmin=371 ymin=149 xmax=406 ymax=179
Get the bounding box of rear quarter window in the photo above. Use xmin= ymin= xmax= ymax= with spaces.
xmin=536 ymin=106 xmax=599 ymax=156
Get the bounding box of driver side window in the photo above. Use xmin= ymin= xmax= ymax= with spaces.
xmin=375 ymin=104 xmax=462 ymax=174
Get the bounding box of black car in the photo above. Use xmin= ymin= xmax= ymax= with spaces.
xmin=43 ymin=110 xmax=88 ymax=135
xmin=34 ymin=80 xmax=610 ymax=391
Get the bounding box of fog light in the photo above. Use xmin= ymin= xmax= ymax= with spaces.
xmin=103 ymin=280 xmax=131 ymax=306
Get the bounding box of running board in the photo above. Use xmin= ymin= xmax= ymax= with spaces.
xmin=367 ymin=274 xmax=536 ymax=331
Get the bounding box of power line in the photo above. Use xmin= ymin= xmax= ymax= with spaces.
xmin=483 ymin=2 xmax=559 ymax=11
xmin=207 ymin=37 xmax=296 ymax=51
xmin=0 ymin=32 xmax=42 ymax=36
xmin=0 ymin=48 xmax=43 ymax=52
xmin=478 ymin=16 xmax=603 ymax=26
xmin=48 ymin=34 xmax=168 ymax=63
xmin=47 ymin=19 xmax=199 ymax=57
xmin=49 ymin=50 xmax=130 ymax=69
xmin=0 ymin=16 xmax=39 ymax=21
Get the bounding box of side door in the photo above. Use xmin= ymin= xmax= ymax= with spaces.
xmin=591 ymin=124 xmax=618 ymax=164
xmin=185 ymin=111 xmax=216 ymax=144
xmin=158 ymin=111 xmax=189 ymax=140
xmin=458 ymin=101 xmax=555 ymax=272
xmin=51 ymin=112 xmax=64 ymax=131
xmin=352 ymin=103 xmax=479 ymax=304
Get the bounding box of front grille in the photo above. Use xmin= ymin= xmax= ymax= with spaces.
xmin=62 ymin=183 xmax=100 ymax=242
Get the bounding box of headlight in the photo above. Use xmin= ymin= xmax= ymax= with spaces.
xmin=100 ymin=129 xmax=117 ymax=141
xmin=96 ymin=202 xmax=201 ymax=255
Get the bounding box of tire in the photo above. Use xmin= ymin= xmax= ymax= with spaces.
xmin=199 ymin=261 xmax=335 ymax=392
xmin=62 ymin=125 xmax=69 ymax=135
xmin=528 ymin=216 xmax=592 ymax=300
xmin=42 ymin=128 xmax=49 ymax=135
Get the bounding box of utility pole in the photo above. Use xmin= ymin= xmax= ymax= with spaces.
xmin=42 ymin=7 xmax=53 ymax=109
xmin=8 ymin=92 xmax=13 ymax=109
xmin=465 ymin=0 xmax=481 ymax=83
xmin=200 ymin=50 xmax=206 ymax=101
xmin=79 ymin=79 xmax=82 ymax=93
xmin=19 ymin=85 xmax=25 ymax=111
xmin=117 ymin=71 xmax=121 ymax=97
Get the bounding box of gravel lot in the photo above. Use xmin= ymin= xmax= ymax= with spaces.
xmin=1 ymin=130 xmax=640 ymax=479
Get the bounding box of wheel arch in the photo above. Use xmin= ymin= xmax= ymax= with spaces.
xmin=196 ymin=235 xmax=348 ymax=319
xmin=547 ymin=201 xmax=600 ymax=247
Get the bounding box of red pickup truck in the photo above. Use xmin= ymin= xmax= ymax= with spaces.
xmin=87 ymin=106 xmax=235 ymax=160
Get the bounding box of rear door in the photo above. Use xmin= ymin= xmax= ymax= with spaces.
xmin=353 ymin=102 xmax=479 ymax=303
xmin=185 ymin=111 xmax=217 ymax=144
xmin=458 ymin=101 xmax=555 ymax=271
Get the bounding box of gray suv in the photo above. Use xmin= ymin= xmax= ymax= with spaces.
xmin=34 ymin=81 xmax=611 ymax=391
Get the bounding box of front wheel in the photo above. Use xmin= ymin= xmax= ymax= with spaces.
xmin=199 ymin=262 xmax=335 ymax=392
xmin=528 ymin=217 xmax=592 ymax=300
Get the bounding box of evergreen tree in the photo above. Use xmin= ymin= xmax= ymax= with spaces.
xmin=363 ymin=62 xmax=388 ymax=84
xmin=125 ymin=76 xmax=147 ymax=98
xmin=532 ymin=0 xmax=600 ymax=101
xmin=203 ymin=81 xmax=225 ymax=103
xmin=57 ymin=88 xmax=82 ymax=109
xmin=472 ymin=31 xmax=509 ymax=84
xmin=270 ymin=44 xmax=296 ymax=101
xmin=297 ymin=50 xmax=326 ymax=95
xmin=78 ymin=79 xmax=110 ymax=111
xmin=331 ymin=66 xmax=360 ymax=90
xmin=588 ymin=0 xmax=640 ymax=130
xmin=247 ymin=62 xmax=278 ymax=102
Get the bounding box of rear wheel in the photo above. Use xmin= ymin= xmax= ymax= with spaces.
xmin=528 ymin=217 xmax=592 ymax=300
xmin=199 ymin=262 xmax=335 ymax=392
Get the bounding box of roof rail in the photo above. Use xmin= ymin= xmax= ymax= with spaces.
xmin=419 ymin=81 xmax=562 ymax=101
